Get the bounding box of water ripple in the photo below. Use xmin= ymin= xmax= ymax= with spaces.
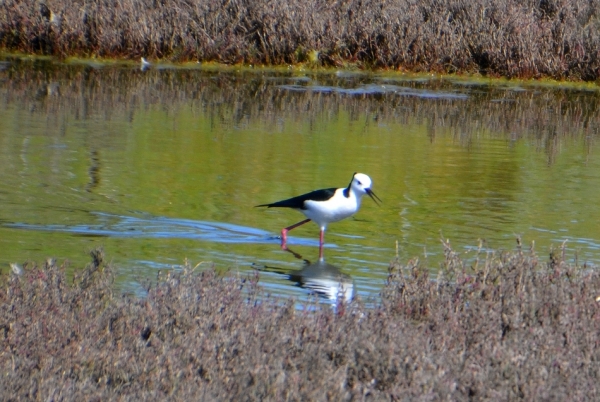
xmin=278 ymin=83 xmax=469 ymax=99
xmin=3 ymin=212 xmax=321 ymax=247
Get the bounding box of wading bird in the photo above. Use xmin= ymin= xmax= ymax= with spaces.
xmin=257 ymin=172 xmax=381 ymax=259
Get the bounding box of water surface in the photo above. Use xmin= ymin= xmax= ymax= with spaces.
xmin=1 ymin=58 xmax=600 ymax=301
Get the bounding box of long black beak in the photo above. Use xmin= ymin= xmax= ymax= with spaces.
xmin=366 ymin=189 xmax=382 ymax=206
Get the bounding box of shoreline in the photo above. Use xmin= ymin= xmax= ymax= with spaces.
xmin=2 ymin=0 xmax=600 ymax=81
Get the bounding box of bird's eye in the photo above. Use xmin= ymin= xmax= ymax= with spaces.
xmin=356 ymin=180 xmax=362 ymax=185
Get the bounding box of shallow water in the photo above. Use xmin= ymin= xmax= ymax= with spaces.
xmin=1 ymin=57 xmax=600 ymax=302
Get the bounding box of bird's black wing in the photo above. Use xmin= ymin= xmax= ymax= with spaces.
xmin=256 ymin=188 xmax=337 ymax=210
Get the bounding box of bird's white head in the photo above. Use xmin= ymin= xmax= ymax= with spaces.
xmin=350 ymin=173 xmax=381 ymax=205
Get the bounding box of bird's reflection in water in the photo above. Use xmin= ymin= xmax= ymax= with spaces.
xmin=256 ymin=248 xmax=354 ymax=304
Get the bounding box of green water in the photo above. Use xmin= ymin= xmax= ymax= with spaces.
xmin=1 ymin=58 xmax=600 ymax=299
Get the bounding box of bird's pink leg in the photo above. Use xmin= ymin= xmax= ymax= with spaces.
xmin=280 ymin=218 xmax=311 ymax=249
xmin=318 ymin=230 xmax=325 ymax=260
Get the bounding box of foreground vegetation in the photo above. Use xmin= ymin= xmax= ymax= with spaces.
xmin=2 ymin=0 xmax=600 ymax=80
xmin=1 ymin=246 xmax=599 ymax=400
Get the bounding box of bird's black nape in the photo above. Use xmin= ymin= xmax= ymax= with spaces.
xmin=343 ymin=172 xmax=358 ymax=198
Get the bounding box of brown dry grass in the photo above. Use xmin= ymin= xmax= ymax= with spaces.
xmin=1 ymin=0 xmax=600 ymax=80
xmin=1 ymin=246 xmax=599 ymax=400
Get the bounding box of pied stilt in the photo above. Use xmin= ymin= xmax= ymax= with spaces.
xmin=257 ymin=172 xmax=381 ymax=258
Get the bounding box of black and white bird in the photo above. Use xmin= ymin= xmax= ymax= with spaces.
xmin=256 ymin=172 xmax=381 ymax=258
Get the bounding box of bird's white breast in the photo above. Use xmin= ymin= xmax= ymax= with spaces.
xmin=302 ymin=188 xmax=361 ymax=227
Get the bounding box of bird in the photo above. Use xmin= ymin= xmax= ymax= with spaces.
xmin=256 ymin=172 xmax=381 ymax=259
xmin=9 ymin=262 xmax=23 ymax=276
xmin=140 ymin=57 xmax=151 ymax=70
